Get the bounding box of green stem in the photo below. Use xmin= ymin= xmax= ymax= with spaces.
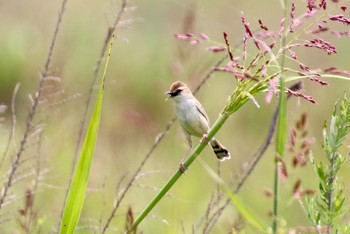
xmin=127 ymin=113 xmax=230 ymax=233
xmin=272 ymin=162 xmax=279 ymax=233
xmin=273 ymin=0 xmax=289 ymax=232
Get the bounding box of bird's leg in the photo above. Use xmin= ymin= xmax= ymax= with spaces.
xmin=200 ymin=134 xmax=209 ymax=145
xmin=179 ymin=140 xmax=192 ymax=174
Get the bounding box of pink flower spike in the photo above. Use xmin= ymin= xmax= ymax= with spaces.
xmin=226 ymin=58 xmax=241 ymax=67
xmin=304 ymin=38 xmax=337 ymax=55
xmin=226 ymin=61 xmax=236 ymax=67
xmin=331 ymin=31 xmax=350 ymax=37
xmin=256 ymin=32 xmax=276 ymax=39
xmin=258 ymin=19 xmax=268 ymax=31
xmin=279 ymin=161 xmax=288 ymax=182
xmin=265 ymin=77 xmax=279 ymax=103
xmin=190 ymin=40 xmax=200 ymax=45
xmin=311 ymin=23 xmax=329 ymax=34
xmin=261 ymin=64 xmax=267 ymax=77
xmin=199 ymin=33 xmax=210 ymax=40
xmin=233 ymin=56 xmax=241 ymax=62
xmin=319 ymin=0 xmax=326 ymax=10
xmin=309 ymin=77 xmax=328 ymax=86
xmin=243 ymin=33 xmax=248 ymax=61
xmin=206 ymin=46 xmax=226 ymax=52
xmin=255 ymin=39 xmax=271 ymax=52
xmin=247 ymin=93 xmax=260 ymax=108
xmin=323 ymin=67 xmax=350 ymax=77
xmin=279 ymin=18 xmax=286 ymax=38
xmin=290 ymin=2 xmax=296 ymax=19
xmin=174 ymin=33 xmax=191 ymax=40
xmin=287 ymin=89 xmax=318 ymax=104
xmin=341 ymin=6 xmax=347 ymax=12
xmin=240 ymin=12 xmax=253 ymax=37
xmin=299 ymin=63 xmax=310 ymax=71
xmin=307 ymin=0 xmax=316 ymax=12
xmin=288 ymin=48 xmax=297 ymax=60
xmin=329 ymin=15 xmax=350 ymax=25
xmin=290 ymin=2 xmax=296 ymax=32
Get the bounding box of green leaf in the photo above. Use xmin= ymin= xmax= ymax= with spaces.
xmin=316 ymin=162 xmax=325 ymax=181
xmin=275 ymin=76 xmax=287 ymax=155
xmin=59 ymin=36 xmax=114 ymax=234
xmin=59 ymin=75 xmax=104 ymax=234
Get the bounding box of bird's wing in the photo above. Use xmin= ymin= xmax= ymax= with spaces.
xmin=195 ymin=99 xmax=210 ymax=125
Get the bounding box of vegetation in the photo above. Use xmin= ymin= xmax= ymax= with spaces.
xmin=0 ymin=0 xmax=349 ymax=233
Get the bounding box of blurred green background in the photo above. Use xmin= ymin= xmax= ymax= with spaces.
xmin=0 ymin=0 xmax=349 ymax=233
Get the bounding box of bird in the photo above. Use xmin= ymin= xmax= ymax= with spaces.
xmin=165 ymin=81 xmax=231 ymax=171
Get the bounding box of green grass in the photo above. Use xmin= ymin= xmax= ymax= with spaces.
xmin=59 ymin=36 xmax=114 ymax=234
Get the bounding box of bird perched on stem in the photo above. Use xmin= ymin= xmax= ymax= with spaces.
xmin=165 ymin=81 xmax=231 ymax=171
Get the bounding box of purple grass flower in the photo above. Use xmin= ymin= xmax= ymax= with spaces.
xmin=287 ymin=89 xmax=318 ymax=104
xmin=304 ymin=38 xmax=337 ymax=55
xmin=240 ymin=12 xmax=253 ymax=37
xmin=256 ymin=32 xmax=276 ymax=39
xmin=290 ymin=2 xmax=296 ymax=32
xmin=174 ymin=33 xmax=192 ymax=40
xmin=319 ymin=0 xmax=326 ymax=10
xmin=279 ymin=18 xmax=286 ymax=38
xmin=331 ymin=31 xmax=350 ymax=37
xmin=265 ymin=77 xmax=279 ymax=103
xmin=288 ymin=48 xmax=298 ymax=60
xmin=255 ymin=39 xmax=271 ymax=52
xmin=199 ymin=33 xmax=210 ymax=40
xmin=258 ymin=19 xmax=268 ymax=31
xmin=206 ymin=46 xmax=226 ymax=52
xmin=307 ymin=0 xmax=317 ymax=12
xmin=329 ymin=14 xmax=350 ymax=25
xmin=311 ymin=23 xmax=329 ymax=34
xmin=190 ymin=40 xmax=200 ymax=45
xmin=309 ymin=77 xmax=328 ymax=86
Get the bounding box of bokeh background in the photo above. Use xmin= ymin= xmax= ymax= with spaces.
xmin=0 ymin=0 xmax=349 ymax=233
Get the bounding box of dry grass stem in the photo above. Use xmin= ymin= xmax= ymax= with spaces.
xmin=0 ymin=0 xmax=68 ymax=210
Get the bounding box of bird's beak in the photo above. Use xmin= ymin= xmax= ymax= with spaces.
xmin=165 ymin=91 xmax=172 ymax=101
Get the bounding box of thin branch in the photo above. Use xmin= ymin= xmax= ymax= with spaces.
xmin=0 ymin=0 xmax=68 ymax=210
xmin=0 ymin=83 xmax=20 ymax=169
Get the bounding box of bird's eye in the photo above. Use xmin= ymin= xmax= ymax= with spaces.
xmin=171 ymin=89 xmax=183 ymax=97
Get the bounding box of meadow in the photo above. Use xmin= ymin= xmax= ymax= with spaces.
xmin=0 ymin=0 xmax=350 ymax=233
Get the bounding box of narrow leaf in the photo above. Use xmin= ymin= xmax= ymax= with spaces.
xmin=59 ymin=36 xmax=114 ymax=234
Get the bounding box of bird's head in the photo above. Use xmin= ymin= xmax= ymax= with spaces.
xmin=165 ymin=81 xmax=192 ymax=102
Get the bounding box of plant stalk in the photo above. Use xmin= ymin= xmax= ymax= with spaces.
xmin=272 ymin=162 xmax=279 ymax=233
xmin=127 ymin=113 xmax=230 ymax=233
xmin=273 ymin=0 xmax=289 ymax=232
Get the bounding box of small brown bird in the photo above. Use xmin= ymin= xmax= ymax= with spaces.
xmin=165 ymin=81 xmax=231 ymax=167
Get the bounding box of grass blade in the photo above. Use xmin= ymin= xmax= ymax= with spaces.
xmin=272 ymin=1 xmax=289 ymax=232
xmin=59 ymin=35 xmax=114 ymax=234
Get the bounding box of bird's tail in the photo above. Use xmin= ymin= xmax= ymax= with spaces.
xmin=210 ymin=139 xmax=231 ymax=161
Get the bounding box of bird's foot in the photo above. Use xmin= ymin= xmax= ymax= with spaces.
xmin=200 ymin=134 xmax=209 ymax=145
xmin=179 ymin=161 xmax=187 ymax=174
